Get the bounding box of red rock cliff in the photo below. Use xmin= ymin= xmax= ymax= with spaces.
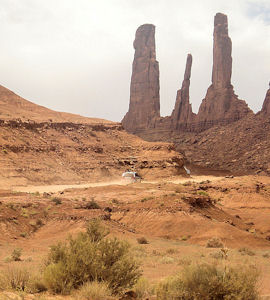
xmin=122 ymin=24 xmax=160 ymax=133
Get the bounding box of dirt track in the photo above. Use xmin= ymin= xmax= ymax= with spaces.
xmin=12 ymin=175 xmax=224 ymax=193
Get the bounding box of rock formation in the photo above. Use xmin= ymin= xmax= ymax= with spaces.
xmin=261 ymin=89 xmax=270 ymax=115
xmin=171 ymin=54 xmax=195 ymax=129
xmin=122 ymin=24 xmax=160 ymax=133
xmin=196 ymin=13 xmax=251 ymax=130
xmin=122 ymin=13 xmax=252 ymax=136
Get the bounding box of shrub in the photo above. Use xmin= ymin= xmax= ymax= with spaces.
xmin=134 ymin=277 xmax=152 ymax=299
xmin=0 ymin=266 xmax=30 ymax=291
xmin=11 ymin=248 xmax=22 ymax=261
xmin=137 ymin=237 xmax=149 ymax=244
xmin=86 ymin=218 xmax=109 ymax=243
xmin=161 ymin=256 xmax=175 ymax=264
xmin=84 ymin=200 xmax=101 ymax=209
xmin=197 ymin=190 xmax=209 ymax=196
xmin=206 ymin=237 xmax=224 ymax=248
xmin=156 ymin=263 xmax=259 ymax=300
xmin=43 ymin=219 xmax=141 ymax=294
xmin=75 ymin=281 xmax=112 ymax=300
xmin=238 ymin=247 xmax=255 ymax=256
xmin=166 ymin=248 xmax=178 ymax=255
xmin=51 ymin=197 xmax=62 ymax=205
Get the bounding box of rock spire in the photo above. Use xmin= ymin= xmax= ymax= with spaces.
xmin=196 ymin=13 xmax=251 ymax=129
xmin=261 ymin=88 xmax=270 ymax=115
xmin=122 ymin=24 xmax=160 ymax=133
xmin=171 ymin=54 xmax=195 ymax=129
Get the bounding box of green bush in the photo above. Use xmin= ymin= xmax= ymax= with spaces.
xmin=156 ymin=263 xmax=259 ymax=300
xmin=43 ymin=219 xmax=141 ymax=294
xmin=75 ymin=281 xmax=112 ymax=300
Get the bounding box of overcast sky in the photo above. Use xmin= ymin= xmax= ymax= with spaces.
xmin=1 ymin=0 xmax=270 ymax=122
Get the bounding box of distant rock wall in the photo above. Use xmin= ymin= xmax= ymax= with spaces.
xmin=122 ymin=13 xmax=253 ymax=135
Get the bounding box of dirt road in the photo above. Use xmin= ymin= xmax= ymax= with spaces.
xmin=12 ymin=175 xmax=224 ymax=193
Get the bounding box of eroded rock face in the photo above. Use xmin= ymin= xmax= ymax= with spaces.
xmin=261 ymin=89 xmax=270 ymax=115
xmin=122 ymin=14 xmax=252 ymax=136
xmin=212 ymin=13 xmax=232 ymax=89
xmin=122 ymin=24 xmax=160 ymax=133
xmin=196 ymin=13 xmax=251 ymax=131
xmin=171 ymin=54 xmax=195 ymax=129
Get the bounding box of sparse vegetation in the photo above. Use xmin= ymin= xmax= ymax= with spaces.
xmin=51 ymin=197 xmax=62 ymax=205
xmin=206 ymin=237 xmax=224 ymax=248
xmin=197 ymin=190 xmax=209 ymax=196
xmin=133 ymin=277 xmax=152 ymax=299
xmin=166 ymin=248 xmax=178 ymax=254
xmin=238 ymin=247 xmax=255 ymax=256
xmin=11 ymin=248 xmax=22 ymax=261
xmin=160 ymin=256 xmax=174 ymax=264
xmin=0 ymin=266 xmax=30 ymax=291
xmin=43 ymin=219 xmax=141 ymax=294
xmin=157 ymin=264 xmax=259 ymax=300
xmin=75 ymin=281 xmax=112 ymax=300
xmin=137 ymin=237 xmax=149 ymax=244
xmin=180 ymin=235 xmax=191 ymax=241
xmin=84 ymin=199 xmax=101 ymax=209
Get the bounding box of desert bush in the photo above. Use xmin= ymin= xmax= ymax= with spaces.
xmin=157 ymin=263 xmax=259 ymax=300
xmin=206 ymin=237 xmax=224 ymax=248
xmin=134 ymin=277 xmax=152 ymax=299
xmin=86 ymin=218 xmax=109 ymax=242
xmin=238 ymin=247 xmax=255 ymax=256
xmin=84 ymin=199 xmax=101 ymax=209
xmin=43 ymin=219 xmax=141 ymax=294
xmin=0 ymin=266 xmax=30 ymax=291
xmin=166 ymin=248 xmax=178 ymax=255
xmin=161 ymin=256 xmax=175 ymax=264
xmin=75 ymin=281 xmax=112 ymax=300
xmin=137 ymin=237 xmax=149 ymax=244
xmin=11 ymin=248 xmax=22 ymax=261
xmin=197 ymin=190 xmax=209 ymax=196
xmin=51 ymin=197 xmax=62 ymax=205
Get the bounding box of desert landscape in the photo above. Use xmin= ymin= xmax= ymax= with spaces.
xmin=1 ymin=3 xmax=270 ymax=300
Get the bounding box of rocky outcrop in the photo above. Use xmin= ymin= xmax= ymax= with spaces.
xmin=171 ymin=54 xmax=195 ymax=129
xmin=122 ymin=13 xmax=253 ymax=136
xmin=261 ymin=89 xmax=270 ymax=115
xmin=122 ymin=24 xmax=160 ymax=133
xmin=196 ymin=13 xmax=251 ymax=131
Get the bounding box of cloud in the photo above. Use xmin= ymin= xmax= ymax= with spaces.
xmin=0 ymin=0 xmax=269 ymax=121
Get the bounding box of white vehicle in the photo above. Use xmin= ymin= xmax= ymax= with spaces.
xmin=122 ymin=171 xmax=142 ymax=182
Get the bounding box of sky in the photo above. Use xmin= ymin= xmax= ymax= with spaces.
xmin=1 ymin=0 xmax=270 ymax=122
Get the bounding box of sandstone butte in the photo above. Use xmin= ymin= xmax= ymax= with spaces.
xmin=122 ymin=12 xmax=268 ymax=135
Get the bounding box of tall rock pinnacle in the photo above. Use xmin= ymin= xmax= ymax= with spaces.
xmin=261 ymin=88 xmax=270 ymax=115
xmin=171 ymin=54 xmax=195 ymax=129
xmin=122 ymin=24 xmax=160 ymax=133
xmin=212 ymin=13 xmax=232 ymax=89
xmin=197 ymin=13 xmax=251 ymax=130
